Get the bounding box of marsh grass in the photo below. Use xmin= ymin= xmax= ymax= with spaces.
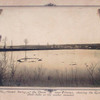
xmin=1 ymin=53 xmax=100 ymax=87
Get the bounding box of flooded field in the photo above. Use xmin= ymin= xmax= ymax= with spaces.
xmin=0 ymin=49 xmax=100 ymax=87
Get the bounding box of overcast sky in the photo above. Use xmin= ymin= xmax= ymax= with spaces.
xmin=0 ymin=7 xmax=100 ymax=45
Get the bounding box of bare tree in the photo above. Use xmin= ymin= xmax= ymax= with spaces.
xmin=0 ymin=53 xmax=8 ymax=85
xmin=0 ymin=35 xmax=2 ymax=42
xmin=24 ymin=39 xmax=28 ymax=46
xmin=85 ymin=63 xmax=97 ymax=85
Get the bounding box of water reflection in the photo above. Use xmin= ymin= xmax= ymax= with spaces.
xmin=2 ymin=49 xmax=100 ymax=71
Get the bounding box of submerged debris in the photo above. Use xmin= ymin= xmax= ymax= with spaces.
xmin=70 ymin=62 xmax=77 ymax=66
xmin=17 ymin=57 xmax=42 ymax=63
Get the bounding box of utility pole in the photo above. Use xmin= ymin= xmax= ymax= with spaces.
xmin=24 ymin=39 xmax=28 ymax=60
xmin=10 ymin=40 xmax=13 ymax=49
xmin=3 ymin=37 xmax=7 ymax=61
xmin=4 ymin=37 xmax=7 ymax=49
xmin=10 ymin=40 xmax=13 ymax=63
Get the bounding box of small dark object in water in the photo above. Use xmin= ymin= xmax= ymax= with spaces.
xmin=48 ymin=76 xmax=51 ymax=80
xmin=17 ymin=60 xmax=21 ymax=62
xmin=17 ymin=59 xmax=24 ymax=62
xmin=38 ymin=59 xmax=42 ymax=61
xmin=70 ymin=63 xmax=77 ymax=65
xmin=30 ymin=61 xmax=36 ymax=62
xmin=72 ymin=64 xmax=77 ymax=65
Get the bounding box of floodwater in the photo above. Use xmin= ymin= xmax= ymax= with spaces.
xmin=1 ymin=49 xmax=100 ymax=71
xmin=1 ymin=49 xmax=100 ymax=86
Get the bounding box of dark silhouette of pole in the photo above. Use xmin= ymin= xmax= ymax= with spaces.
xmin=10 ymin=40 xmax=13 ymax=49
xmin=4 ymin=37 xmax=7 ymax=49
xmin=24 ymin=39 xmax=28 ymax=60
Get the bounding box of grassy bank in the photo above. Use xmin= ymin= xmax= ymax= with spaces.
xmin=0 ymin=57 xmax=100 ymax=87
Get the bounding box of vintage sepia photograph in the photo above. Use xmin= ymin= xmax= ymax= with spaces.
xmin=0 ymin=3 xmax=100 ymax=87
